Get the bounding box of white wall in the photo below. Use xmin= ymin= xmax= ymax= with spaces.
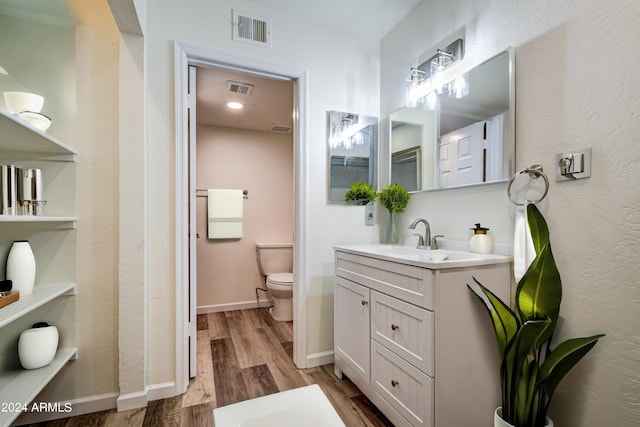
xmin=381 ymin=0 xmax=640 ymax=425
xmin=144 ymin=0 xmax=382 ymax=381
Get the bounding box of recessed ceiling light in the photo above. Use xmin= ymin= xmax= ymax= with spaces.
xmin=226 ymin=101 xmax=244 ymax=110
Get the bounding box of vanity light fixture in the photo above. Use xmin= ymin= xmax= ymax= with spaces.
xmin=424 ymin=91 xmax=439 ymax=110
xmin=0 ymin=65 xmax=7 ymax=75
xmin=406 ymin=38 xmax=465 ymax=108
xmin=406 ymin=68 xmax=428 ymax=108
xmin=329 ymin=112 xmax=369 ymax=149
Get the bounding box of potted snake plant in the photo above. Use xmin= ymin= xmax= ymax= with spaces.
xmin=467 ymin=204 xmax=604 ymax=427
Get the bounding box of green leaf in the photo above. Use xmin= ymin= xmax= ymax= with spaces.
xmin=539 ymin=334 xmax=605 ymax=401
xmin=502 ymin=319 xmax=552 ymax=424
xmin=517 ymin=243 xmax=562 ymax=327
xmin=526 ymin=204 xmax=549 ymax=256
xmin=467 ymin=277 xmax=520 ymax=357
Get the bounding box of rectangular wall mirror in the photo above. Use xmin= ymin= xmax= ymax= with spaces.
xmin=327 ymin=110 xmax=378 ymax=202
xmin=390 ymin=48 xmax=514 ymax=192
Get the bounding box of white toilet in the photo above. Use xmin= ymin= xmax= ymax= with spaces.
xmin=256 ymin=243 xmax=294 ymax=321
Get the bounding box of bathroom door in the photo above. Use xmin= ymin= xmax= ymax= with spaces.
xmin=187 ymin=65 xmax=197 ymax=378
xmin=439 ymin=121 xmax=484 ymax=187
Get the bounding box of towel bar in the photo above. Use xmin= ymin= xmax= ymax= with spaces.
xmin=196 ymin=189 xmax=248 ymax=199
xmin=507 ymin=165 xmax=549 ymax=206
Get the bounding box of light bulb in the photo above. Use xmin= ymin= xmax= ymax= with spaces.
xmin=226 ymin=101 xmax=244 ymax=110
xmin=449 ymin=75 xmax=469 ymax=99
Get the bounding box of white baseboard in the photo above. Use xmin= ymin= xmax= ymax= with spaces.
xmin=306 ymin=350 xmax=334 ymax=368
xmin=197 ymin=299 xmax=273 ymax=314
xmin=146 ymin=381 xmax=177 ymax=401
xmin=117 ymin=390 xmax=147 ymax=412
xmin=16 ymin=382 xmax=179 ymax=424
xmin=16 ymin=392 xmax=118 ymax=424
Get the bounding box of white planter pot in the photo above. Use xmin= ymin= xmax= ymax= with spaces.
xmin=18 ymin=322 xmax=59 ymax=369
xmin=6 ymin=240 xmax=36 ymax=296
xmin=495 ymin=407 xmax=554 ymax=427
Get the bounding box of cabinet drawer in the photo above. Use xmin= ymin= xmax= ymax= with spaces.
xmin=336 ymin=251 xmax=434 ymax=309
xmin=372 ymin=340 xmax=434 ymax=427
xmin=371 ymin=291 xmax=434 ymax=376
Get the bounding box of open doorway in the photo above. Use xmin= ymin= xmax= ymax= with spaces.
xmin=193 ymin=66 xmax=294 ymax=314
xmin=174 ymin=43 xmax=309 ymax=394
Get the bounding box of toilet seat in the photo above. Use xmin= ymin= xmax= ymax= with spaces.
xmin=267 ymin=272 xmax=293 ymax=287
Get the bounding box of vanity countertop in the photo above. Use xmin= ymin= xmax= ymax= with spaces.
xmin=334 ymin=243 xmax=513 ymax=270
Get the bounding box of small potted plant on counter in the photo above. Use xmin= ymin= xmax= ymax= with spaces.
xmin=467 ymin=204 xmax=605 ymax=427
xmin=344 ymin=181 xmax=378 ymax=205
xmin=378 ymin=183 xmax=409 ymax=244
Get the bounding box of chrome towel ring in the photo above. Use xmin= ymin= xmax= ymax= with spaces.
xmin=507 ymin=164 xmax=549 ymax=206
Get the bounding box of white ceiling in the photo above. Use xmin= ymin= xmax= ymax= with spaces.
xmin=196 ymin=67 xmax=294 ymax=133
xmin=195 ymin=0 xmax=421 ymax=133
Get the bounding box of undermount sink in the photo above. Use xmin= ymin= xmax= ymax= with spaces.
xmin=334 ymin=244 xmax=512 ymax=269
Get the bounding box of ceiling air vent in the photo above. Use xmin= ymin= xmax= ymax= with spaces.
xmin=232 ymin=10 xmax=271 ymax=48
xmin=226 ymin=80 xmax=254 ymax=96
xmin=269 ymin=124 xmax=292 ymax=133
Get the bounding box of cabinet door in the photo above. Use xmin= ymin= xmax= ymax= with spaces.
xmin=334 ymin=277 xmax=370 ymax=386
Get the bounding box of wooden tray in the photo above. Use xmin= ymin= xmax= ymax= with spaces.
xmin=0 ymin=290 xmax=20 ymax=308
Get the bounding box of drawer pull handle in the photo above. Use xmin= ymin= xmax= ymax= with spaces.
xmin=391 ymin=379 xmax=399 ymax=387
xmin=391 ymin=324 xmax=399 ymax=331
xmin=361 ymin=300 xmax=368 ymax=306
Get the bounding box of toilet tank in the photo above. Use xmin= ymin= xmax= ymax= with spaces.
xmin=256 ymin=243 xmax=293 ymax=276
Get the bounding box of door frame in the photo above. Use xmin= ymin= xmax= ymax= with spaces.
xmin=173 ymin=42 xmax=309 ymax=394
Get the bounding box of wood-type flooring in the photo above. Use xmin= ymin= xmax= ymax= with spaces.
xmin=23 ymin=308 xmax=393 ymax=427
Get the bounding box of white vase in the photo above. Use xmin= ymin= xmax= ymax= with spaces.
xmin=6 ymin=240 xmax=36 ymax=296
xmin=495 ymin=407 xmax=554 ymax=427
xmin=18 ymin=322 xmax=59 ymax=369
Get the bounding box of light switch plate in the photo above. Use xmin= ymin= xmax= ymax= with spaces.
xmin=556 ymin=147 xmax=592 ymax=181
xmin=365 ymin=205 xmax=374 ymax=226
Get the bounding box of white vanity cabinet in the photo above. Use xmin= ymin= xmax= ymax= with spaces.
xmin=334 ymin=245 xmax=511 ymax=427
xmin=0 ymin=110 xmax=77 ymax=427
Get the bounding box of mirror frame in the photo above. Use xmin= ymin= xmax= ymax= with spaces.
xmin=389 ymin=48 xmax=515 ymax=193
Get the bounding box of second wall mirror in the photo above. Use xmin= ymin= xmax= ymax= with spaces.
xmin=328 ymin=110 xmax=378 ymax=202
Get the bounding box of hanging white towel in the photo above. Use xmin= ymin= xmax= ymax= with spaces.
xmin=208 ymin=189 xmax=243 ymax=239
xmin=513 ymin=203 xmax=536 ymax=282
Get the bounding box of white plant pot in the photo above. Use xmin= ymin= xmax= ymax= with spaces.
xmin=6 ymin=240 xmax=36 ymax=296
xmin=495 ymin=407 xmax=554 ymax=427
xmin=18 ymin=322 xmax=59 ymax=369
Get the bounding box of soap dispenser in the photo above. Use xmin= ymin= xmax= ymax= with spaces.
xmin=469 ymin=223 xmax=494 ymax=254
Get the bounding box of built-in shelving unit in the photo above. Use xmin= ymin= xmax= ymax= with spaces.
xmin=0 ymin=107 xmax=77 ymax=427
xmin=0 ymin=216 xmax=77 ymax=228
xmin=0 ymin=110 xmax=76 ymax=162
xmin=0 ymin=348 xmax=77 ymax=426
xmin=0 ymin=283 xmax=76 ymax=329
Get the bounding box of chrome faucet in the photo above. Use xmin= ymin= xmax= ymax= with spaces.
xmin=408 ymin=218 xmax=431 ymax=249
